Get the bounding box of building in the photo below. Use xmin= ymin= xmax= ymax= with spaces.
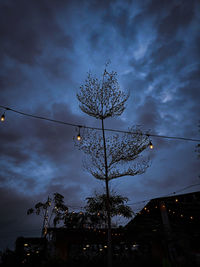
xmin=47 ymin=227 xmax=125 ymax=261
xmin=14 ymin=191 xmax=200 ymax=266
xmin=125 ymin=191 xmax=200 ymax=266
xmin=15 ymin=237 xmax=47 ymax=265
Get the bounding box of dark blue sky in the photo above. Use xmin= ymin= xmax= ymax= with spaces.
xmin=0 ymin=0 xmax=199 ymax=250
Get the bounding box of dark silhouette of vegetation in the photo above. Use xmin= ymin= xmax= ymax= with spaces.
xmin=63 ymin=192 xmax=133 ymax=229
xmin=195 ymin=123 xmax=200 ymax=159
xmin=27 ymin=193 xmax=68 ymax=235
xmin=85 ymin=192 xmax=133 ymax=226
xmin=76 ymin=66 xmax=150 ymax=267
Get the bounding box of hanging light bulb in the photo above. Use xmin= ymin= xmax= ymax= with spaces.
xmin=77 ymin=126 xmax=82 ymax=141
xmin=149 ymin=141 xmax=154 ymax=149
xmin=1 ymin=112 xmax=5 ymax=122
xmin=77 ymin=133 xmax=81 ymax=141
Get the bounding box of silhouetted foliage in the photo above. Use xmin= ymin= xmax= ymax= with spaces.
xmin=64 ymin=211 xmax=105 ymax=229
xmin=64 ymin=211 xmax=88 ymax=229
xmin=76 ymin=127 xmax=149 ymax=181
xmin=195 ymin=123 xmax=200 ymax=159
xmin=76 ymin=68 xmax=150 ymax=182
xmin=77 ymin=70 xmax=129 ymax=120
xmin=76 ymin=66 xmax=150 ymax=267
xmin=27 ymin=193 xmax=68 ymax=230
xmin=85 ymin=193 xmax=133 ymax=225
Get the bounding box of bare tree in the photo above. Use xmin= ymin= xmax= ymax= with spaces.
xmin=76 ymin=68 xmax=150 ymax=267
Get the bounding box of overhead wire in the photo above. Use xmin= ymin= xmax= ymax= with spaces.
xmin=128 ymin=182 xmax=200 ymax=206
xmin=29 ymin=183 xmax=200 ymax=210
xmin=0 ymin=105 xmax=200 ymax=142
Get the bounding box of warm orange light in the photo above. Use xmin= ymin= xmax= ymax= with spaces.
xmin=77 ymin=126 xmax=82 ymax=141
xmin=43 ymin=227 xmax=47 ymax=236
xmin=1 ymin=113 xmax=5 ymax=122
xmin=77 ymin=134 xmax=81 ymax=141
xmin=175 ymin=198 xmax=178 ymax=202
xmin=190 ymin=216 xmax=194 ymax=220
xmin=161 ymin=204 xmax=166 ymax=210
xmin=149 ymin=141 xmax=154 ymax=149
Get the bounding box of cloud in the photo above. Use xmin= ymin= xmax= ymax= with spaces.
xmin=0 ymin=187 xmax=41 ymax=250
xmin=136 ymin=96 xmax=161 ymax=130
xmin=0 ymin=0 xmax=74 ymax=65
xmin=0 ymin=0 xmax=199 ymax=251
xmin=157 ymin=1 xmax=195 ymax=41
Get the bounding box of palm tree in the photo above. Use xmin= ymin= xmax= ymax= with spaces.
xmin=85 ymin=192 xmax=133 ymax=228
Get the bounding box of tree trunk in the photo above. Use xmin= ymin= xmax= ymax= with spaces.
xmin=101 ymin=118 xmax=112 ymax=267
xmin=41 ymin=196 xmax=49 ymax=237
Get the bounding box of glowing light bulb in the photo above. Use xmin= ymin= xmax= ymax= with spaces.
xmin=77 ymin=126 xmax=82 ymax=141
xmin=149 ymin=141 xmax=154 ymax=149
xmin=1 ymin=113 xmax=5 ymax=122
xmin=77 ymin=134 xmax=81 ymax=141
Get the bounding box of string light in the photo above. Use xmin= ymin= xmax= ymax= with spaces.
xmin=1 ymin=112 xmax=5 ymax=122
xmin=36 ymin=183 xmax=200 ymax=214
xmin=128 ymin=183 xmax=200 ymax=206
xmin=135 ymin=194 xmax=200 ymax=223
xmin=77 ymin=126 xmax=82 ymax=141
xmin=0 ymin=105 xmax=199 ymax=143
xmin=149 ymin=141 xmax=154 ymax=149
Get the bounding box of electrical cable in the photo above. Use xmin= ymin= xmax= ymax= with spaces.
xmin=128 ymin=182 xmax=200 ymax=206
xmin=0 ymin=105 xmax=200 ymax=142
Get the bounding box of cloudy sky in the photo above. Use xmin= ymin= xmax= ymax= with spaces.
xmin=0 ymin=0 xmax=199 ymax=250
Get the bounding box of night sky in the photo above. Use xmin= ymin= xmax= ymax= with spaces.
xmin=0 ymin=0 xmax=199 ymax=251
